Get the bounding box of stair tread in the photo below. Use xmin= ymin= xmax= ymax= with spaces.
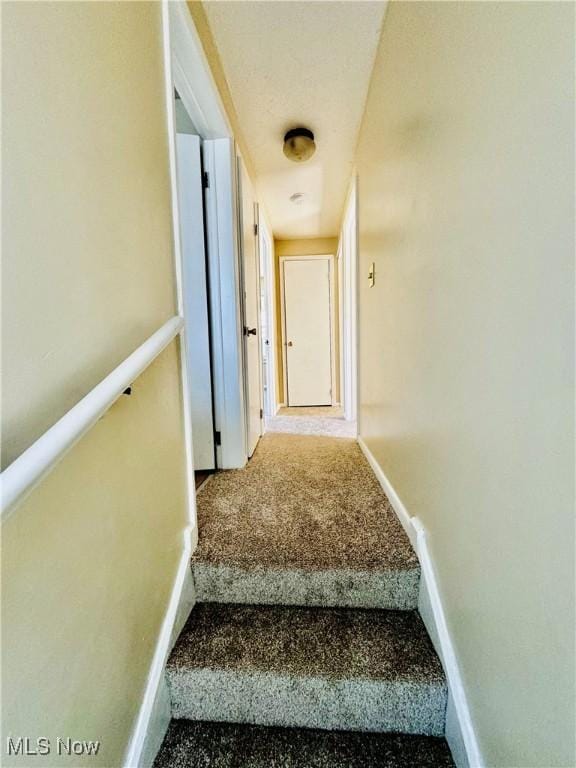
xmin=167 ymin=603 xmax=445 ymax=684
xmin=193 ymin=434 xmax=418 ymax=573
xmin=153 ymin=720 xmax=455 ymax=768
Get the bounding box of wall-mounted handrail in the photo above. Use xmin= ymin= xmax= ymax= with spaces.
xmin=1 ymin=315 xmax=184 ymax=522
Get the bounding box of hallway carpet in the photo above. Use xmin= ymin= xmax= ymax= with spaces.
xmin=277 ymin=406 xmax=345 ymax=417
xmin=192 ymin=433 xmax=420 ymax=608
xmin=266 ymin=406 xmax=356 ymax=438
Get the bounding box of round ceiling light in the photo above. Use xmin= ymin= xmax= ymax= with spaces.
xmin=283 ymin=128 xmax=316 ymax=163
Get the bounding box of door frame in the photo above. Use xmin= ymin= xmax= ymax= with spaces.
xmin=236 ymin=158 xmax=263 ymax=456
xmin=174 ymin=131 xmax=216 ymax=470
xmin=279 ymin=254 xmax=337 ymax=408
xmin=257 ymin=211 xmax=277 ymax=419
xmin=339 ymin=178 xmax=358 ymax=424
xmin=128 ymin=6 xmax=254 ymax=768
xmin=165 ymin=0 xmax=248 ymax=470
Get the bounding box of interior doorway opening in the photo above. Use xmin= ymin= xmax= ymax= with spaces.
xmin=174 ymin=91 xmax=217 ymax=482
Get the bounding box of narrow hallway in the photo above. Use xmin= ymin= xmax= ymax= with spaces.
xmin=3 ymin=3 xmax=572 ymax=767
xmin=154 ymin=434 xmax=453 ymax=766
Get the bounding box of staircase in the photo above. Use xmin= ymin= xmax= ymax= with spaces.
xmin=154 ymin=434 xmax=454 ymax=767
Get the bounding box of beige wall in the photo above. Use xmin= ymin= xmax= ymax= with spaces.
xmin=274 ymin=238 xmax=339 ymax=404
xmin=2 ymin=345 xmax=187 ymax=767
xmin=2 ymin=2 xmax=188 ymax=765
xmin=2 ymin=1 xmax=178 ymax=469
xmin=355 ymin=3 xmax=575 ymax=767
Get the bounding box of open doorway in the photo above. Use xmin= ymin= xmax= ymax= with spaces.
xmin=237 ymin=160 xmax=263 ymax=458
xmin=174 ymin=91 xmax=216 ymax=487
xmin=167 ymin=1 xmax=257 ymax=472
xmin=264 ymin=223 xmax=357 ymax=438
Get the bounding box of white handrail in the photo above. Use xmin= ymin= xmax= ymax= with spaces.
xmin=1 ymin=315 xmax=184 ymax=522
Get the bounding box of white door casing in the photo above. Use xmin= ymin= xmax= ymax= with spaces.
xmin=238 ymin=159 xmax=262 ymax=457
xmin=257 ymin=212 xmax=277 ymax=419
xmin=282 ymin=256 xmax=333 ymax=407
xmin=340 ymin=178 xmax=358 ymax=423
xmin=175 ymin=133 xmax=215 ymax=470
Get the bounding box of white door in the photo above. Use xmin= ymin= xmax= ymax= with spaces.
xmin=176 ymin=133 xmax=215 ymax=469
xmin=283 ymin=257 xmax=332 ymax=406
xmin=238 ymin=160 xmax=262 ymax=457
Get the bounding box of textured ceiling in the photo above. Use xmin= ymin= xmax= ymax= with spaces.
xmin=203 ymin=1 xmax=387 ymax=239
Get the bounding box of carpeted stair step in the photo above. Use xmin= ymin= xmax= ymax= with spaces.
xmin=165 ymin=603 xmax=447 ymax=736
xmin=191 ymin=560 xmax=420 ymax=610
xmin=153 ymin=720 xmax=455 ymax=767
xmin=193 ymin=434 xmax=421 ymax=610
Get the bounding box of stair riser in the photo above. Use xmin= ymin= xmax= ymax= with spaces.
xmin=167 ymin=670 xmax=447 ymax=737
xmin=192 ymin=564 xmax=420 ymax=610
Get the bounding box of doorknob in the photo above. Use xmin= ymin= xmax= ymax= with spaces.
xmin=287 ymin=341 xmax=293 ymax=347
xmin=244 ymin=326 xmax=257 ymax=336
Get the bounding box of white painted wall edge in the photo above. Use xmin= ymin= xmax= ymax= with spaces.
xmin=136 ymin=554 xmax=197 ymax=768
xmin=339 ymin=177 xmax=358 ymax=424
xmin=357 ymin=437 xmax=416 ymax=547
xmin=123 ymin=526 xmax=197 ymax=768
xmin=357 ymin=437 xmax=483 ymax=768
xmin=168 ymin=1 xmax=230 ymax=139
xmin=203 ymin=138 xmax=247 ymax=469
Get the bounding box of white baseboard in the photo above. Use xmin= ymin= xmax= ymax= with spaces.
xmin=137 ymin=678 xmax=172 ymax=768
xmin=357 ymin=437 xmax=483 ymax=768
xmin=123 ymin=525 xmax=197 ymax=768
xmin=357 ymin=438 xmax=416 ymax=547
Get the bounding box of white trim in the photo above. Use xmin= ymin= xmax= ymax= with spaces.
xmin=137 ymin=566 xmax=196 ymax=768
xmin=357 ymin=437 xmax=416 ymax=547
xmin=340 ymin=178 xmax=358 ymax=423
xmin=413 ymin=517 xmax=483 ymax=768
xmin=329 ymin=255 xmax=338 ymax=407
xmin=236 ymin=158 xmax=263 ymax=457
xmin=123 ymin=534 xmax=194 ymax=768
xmin=337 ymin=240 xmax=345 ymax=413
xmin=168 ymin=1 xmax=230 ymax=139
xmin=167 ymin=0 xmax=245 ymax=469
xmin=162 ymin=36 xmax=200 ymax=518
xmin=279 ymin=254 xmax=336 ymax=407
xmin=175 ymin=132 xmax=216 ymax=471
xmin=0 ymin=316 xmax=184 ymax=521
xmin=357 ymin=437 xmax=483 ymax=768
xmin=203 ymin=139 xmax=247 ymax=469
xmin=258 ymin=210 xmax=277 ymax=418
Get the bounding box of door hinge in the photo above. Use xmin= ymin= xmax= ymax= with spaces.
xmin=214 ymin=430 xmax=221 ymax=446
xmin=254 ymin=223 xmax=258 ymax=236
xmin=203 ymin=171 xmax=210 ymax=189
xmin=259 ymin=408 xmax=263 ymax=419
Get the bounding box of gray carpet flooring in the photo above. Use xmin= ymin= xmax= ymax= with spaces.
xmin=155 ymin=434 xmax=453 ymax=766
xmin=168 ymin=603 xmax=443 ymax=683
xmin=166 ymin=604 xmax=447 ymax=735
xmin=194 ymin=434 xmax=416 ymax=572
xmin=153 ymin=721 xmax=455 ymax=768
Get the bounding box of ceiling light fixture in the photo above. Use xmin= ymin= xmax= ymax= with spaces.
xmin=283 ymin=128 xmax=316 ymax=163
